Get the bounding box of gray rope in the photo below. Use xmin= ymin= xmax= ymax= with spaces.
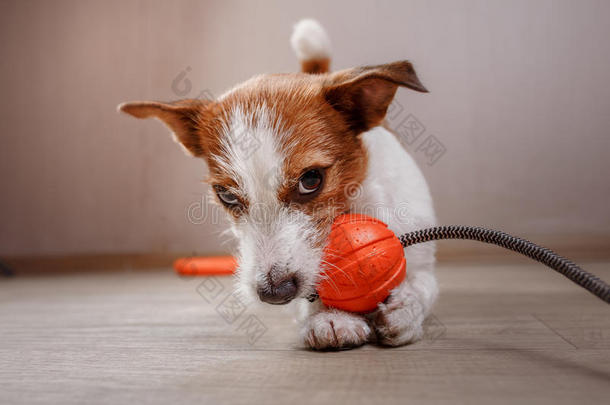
xmin=399 ymin=225 xmax=610 ymax=304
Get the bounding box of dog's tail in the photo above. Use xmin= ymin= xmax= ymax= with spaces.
xmin=290 ymin=19 xmax=331 ymax=74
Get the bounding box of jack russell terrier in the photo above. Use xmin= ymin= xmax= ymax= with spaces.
xmin=119 ymin=19 xmax=437 ymax=350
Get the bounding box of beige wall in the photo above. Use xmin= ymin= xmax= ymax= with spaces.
xmin=1 ymin=0 xmax=609 ymax=256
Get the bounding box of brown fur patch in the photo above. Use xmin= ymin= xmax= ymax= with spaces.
xmin=201 ymin=73 xmax=369 ymax=234
xmin=301 ymin=58 xmax=330 ymax=74
xmin=119 ymin=61 xmax=427 ymax=233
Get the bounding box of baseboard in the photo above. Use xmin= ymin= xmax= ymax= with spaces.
xmin=0 ymin=253 xmax=186 ymax=276
xmin=436 ymin=234 xmax=610 ymax=263
xmin=2 ymin=235 xmax=609 ymax=275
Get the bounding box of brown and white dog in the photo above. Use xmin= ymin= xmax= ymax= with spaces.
xmin=119 ymin=19 xmax=437 ymax=349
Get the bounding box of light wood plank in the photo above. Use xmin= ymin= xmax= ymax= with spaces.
xmin=1 ymin=262 xmax=609 ymax=404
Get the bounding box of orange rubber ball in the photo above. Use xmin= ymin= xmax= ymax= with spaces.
xmin=318 ymin=213 xmax=407 ymax=313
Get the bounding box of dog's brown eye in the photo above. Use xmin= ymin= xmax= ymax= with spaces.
xmin=214 ymin=185 xmax=240 ymax=206
xmin=298 ymin=169 xmax=323 ymax=195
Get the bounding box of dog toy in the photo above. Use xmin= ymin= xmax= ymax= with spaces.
xmin=315 ymin=213 xmax=610 ymax=311
xmin=174 ymin=256 xmax=237 ymax=276
xmin=317 ymin=214 xmax=407 ymax=312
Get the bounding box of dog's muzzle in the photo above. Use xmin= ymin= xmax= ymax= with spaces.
xmin=257 ymin=269 xmax=299 ymax=305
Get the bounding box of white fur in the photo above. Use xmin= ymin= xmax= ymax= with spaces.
xmin=290 ymin=19 xmax=331 ymax=61
xmin=213 ymin=104 xmax=285 ymax=200
xmin=302 ymin=309 xmax=372 ymax=349
xmin=214 ymin=105 xmax=324 ymax=304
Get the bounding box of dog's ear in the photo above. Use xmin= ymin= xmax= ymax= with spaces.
xmin=118 ymin=99 xmax=211 ymax=156
xmin=324 ymin=61 xmax=427 ymax=134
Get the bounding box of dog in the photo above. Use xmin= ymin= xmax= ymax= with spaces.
xmin=119 ymin=19 xmax=437 ymax=349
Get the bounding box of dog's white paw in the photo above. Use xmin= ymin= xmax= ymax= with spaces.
xmin=373 ymin=292 xmax=425 ymax=346
xmin=302 ymin=309 xmax=371 ymax=350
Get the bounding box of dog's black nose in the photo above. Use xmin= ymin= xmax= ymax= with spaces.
xmin=257 ymin=272 xmax=299 ymax=305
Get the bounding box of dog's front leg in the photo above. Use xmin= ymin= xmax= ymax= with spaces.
xmin=372 ymin=248 xmax=438 ymax=346
xmin=300 ymin=302 xmax=373 ymax=350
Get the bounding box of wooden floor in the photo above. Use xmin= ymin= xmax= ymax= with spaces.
xmin=1 ymin=261 xmax=609 ymax=404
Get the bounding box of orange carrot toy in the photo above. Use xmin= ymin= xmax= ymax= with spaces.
xmin=174 ymin=256 xmax=237 ymax=276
